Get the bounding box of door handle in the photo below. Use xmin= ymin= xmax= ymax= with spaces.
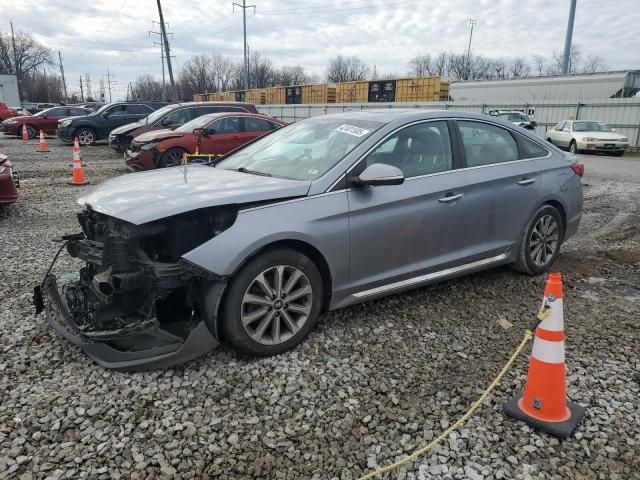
xmin=517 ymin=178 xmax=536 ymax=186
xmin=438 ymin=193 xmax=463 ymax=203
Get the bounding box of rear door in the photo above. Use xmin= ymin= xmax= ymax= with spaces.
xmin=244 ymin=116 xmax=277 ymax=141
xmin=125 ymin=104 xmax=154 ymax=123
xmin=453 ymin=119 xmax=544 ymax=258
xmin=346 ymin=120 xmax=472 ymax=297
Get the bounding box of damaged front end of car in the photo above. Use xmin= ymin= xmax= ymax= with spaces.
xmin=33 ymin=206 xmax=237 ymax=370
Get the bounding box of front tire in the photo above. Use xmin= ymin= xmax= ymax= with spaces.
xmin=158 ymin=147 xmax=187 ymax=168
xmin=512 ymin=205 xmax=564 ymax=275
xmin=25 ymin=124 xmax=38 ymax=139
xmin=221 ymin=248 xmax=324 ymax=356
xmin=76 ymin=128 xmax=96 ymax=146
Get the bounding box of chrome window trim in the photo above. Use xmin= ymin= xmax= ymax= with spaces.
xmin=352 ymin=253 xmax=508 ymax=299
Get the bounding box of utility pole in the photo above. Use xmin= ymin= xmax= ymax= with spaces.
xmin=466 ymin=18 xmax=476 ymax=80
xmin=10 ymin=20 xmax=21 ymax=102
xmin=106 ymin=69 xmax=113 ymax=102
xmin=155 ymin=0 xmax=177 ymax=101
xmin=85 ymin=74 xmax=93 ymax=101
xmin=233 ymin=0 xmax=256 ymax=90
xmin=99 ymin=79 xmax=105 ymax=102
xmin=79 ymin=76 xmax=85 ymax=102
xmin=149 ymin=21 xmax=173 ymax=101
xmin=58 ymin=51 xmax=69 ymax=103
xmin=562 ymin=0 xmax=577 ymax=75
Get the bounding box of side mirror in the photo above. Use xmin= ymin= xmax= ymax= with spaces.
xmin=351 ymin=163 xmax=405 ymax=187
xmin=530 ymin=120 xmax=537 ymax=127
xmin=161 ymin=117 xmax=173 ymax=127
xmin=193 ymin=128 xmax=207 ymax=137
xmin=41 ymin=113 xmax=48 ymax=119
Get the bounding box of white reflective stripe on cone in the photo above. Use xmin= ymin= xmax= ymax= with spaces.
xmin=539 ymin=297 xmax=564 ymax=332
xmin=531 ymin=337 xmax=565 ymax=364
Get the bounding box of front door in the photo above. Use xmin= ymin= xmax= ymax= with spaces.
xmin=347 ymin=120 xmax=471 ymax=296
xmin=201 ymin=116 xmax=245 ymax=154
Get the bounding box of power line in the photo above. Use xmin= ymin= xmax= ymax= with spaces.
xmin=258 ymin=0 xmax=419 ymax=16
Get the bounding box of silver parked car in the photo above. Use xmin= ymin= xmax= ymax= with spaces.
xmin=34 ymin=110 xmax=584 ymax=369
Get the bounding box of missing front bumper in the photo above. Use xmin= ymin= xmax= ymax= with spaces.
xmin=39 ymin=275 xmax=219 ymax=370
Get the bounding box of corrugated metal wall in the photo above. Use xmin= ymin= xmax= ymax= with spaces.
xmin=257 ymin=98 xmax=640 ymax=149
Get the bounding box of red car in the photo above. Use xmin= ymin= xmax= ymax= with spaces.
xmin=0 ymin=103 xmax=25 ymax=122
xmin=0 ymin=153 xmax=19 ymax=206
xmin=125 ymin=112 xmax=287 ymax=171
xmin=1 ymin=105 xmax=91 ymax=138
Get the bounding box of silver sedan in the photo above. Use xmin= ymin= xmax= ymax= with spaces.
xmin=37 ymin=110 xmax=584 ymax=369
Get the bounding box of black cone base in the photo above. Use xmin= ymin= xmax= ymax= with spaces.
xmin=503 ymin=393 xmax=585 ymax=439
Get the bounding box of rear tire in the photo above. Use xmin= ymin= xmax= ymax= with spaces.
xmin=569 ymin=140 xmax=578 ymax=154
xmin=221 ymin=248 xmax=324 ymax=356
xmin=512 ymin=205 xmax=564 ymax=275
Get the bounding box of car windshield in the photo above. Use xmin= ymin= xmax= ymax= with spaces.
xmin=573 ymin=121 xmax=610 ymax=132
xmin=176 ymin=113 xmax=219 ymax=132
xmin=89 ymin=104 xmax=111 ymax=116
xmin=144 ymin=105 xmax=175 ymax=125
xmin=499 ymin=113 xmax=529 ymax=122
xmin=33 ymin=107 xmax=56 ymax=118
xmin=216 ymin=116 xmax=384 ymax=180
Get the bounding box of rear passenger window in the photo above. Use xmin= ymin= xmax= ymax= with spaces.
xmin=458 ymin=121 xmax=518 ymax=167
xmin=517 ymin=135 xmax=549 ymax=159
xmin=126 ymin=104 xmax=153 ymax=114
xmin=364 ymin=121 xmax=453 ymax=178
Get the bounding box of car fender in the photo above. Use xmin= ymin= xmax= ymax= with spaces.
xmin=181 ymin=191 xmax=350 ymax=297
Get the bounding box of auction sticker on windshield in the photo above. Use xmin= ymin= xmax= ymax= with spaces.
xmin=335 ymin=124 xmax=370 ymax=137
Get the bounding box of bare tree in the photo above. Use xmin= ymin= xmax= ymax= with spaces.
xmin=0 ymin=31 xmax=52 ymax=99
xmin=275 ymin=65 xmax=311 ymax=86
xmin=581 ymin=55 xmax=606 ymax=74
xmin=532 ymin=55 xmax=546 ymax=76
xmin=550 ymin=44 xmax=582 ymax=74
xmin=508 ymin=57 xmax=530 ymax=78
xmin=326 ymin=55 xmax=370 ymax=83
xmin=133 ymin=74 xmax=163 ymax=100
xmin=248 ymin=52 xmax=275 ymax=88
xmin=408 ymin=54 xmax=433 ymax=77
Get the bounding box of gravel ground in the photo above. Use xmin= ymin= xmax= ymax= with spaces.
xmin=0 ymin=136 xmax=638 ymax=480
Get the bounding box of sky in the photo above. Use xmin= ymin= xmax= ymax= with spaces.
xmin=2 ymin=0 xmax=639 ymax=100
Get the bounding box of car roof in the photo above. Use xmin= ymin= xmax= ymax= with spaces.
xmin=303 ymin=109 xmax=504 ymax=124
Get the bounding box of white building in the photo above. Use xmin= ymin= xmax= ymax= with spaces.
xmin=0 ymin=75 xmax=20 ymax=106
xmin=449 ymin=71 xmax=640 ymax=103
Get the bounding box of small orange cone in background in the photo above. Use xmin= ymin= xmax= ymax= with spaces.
xmin=38 ymin=130 xmax=49 ymax=152
xmin=22 ymin=124 xmax=29 ymax=141
xmin=69 ymin=137 xmax=89 ymax=186
xmin=503 ymin=273 xmax=585 ymax=438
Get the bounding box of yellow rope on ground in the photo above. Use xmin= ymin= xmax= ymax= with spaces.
xmin=358 ymin=330 xmax=534 ymax=480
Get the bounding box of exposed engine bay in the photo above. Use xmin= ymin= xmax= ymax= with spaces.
xmin=34 ymin=205 xmax=237 ymax=369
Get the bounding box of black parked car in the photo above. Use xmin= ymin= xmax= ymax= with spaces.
xmin=108 ymin=101 xmax=259 ymax=153
xmin=56 ymin=101 xmax=167 ymax=145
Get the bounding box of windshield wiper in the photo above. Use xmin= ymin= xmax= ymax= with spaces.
xmin=236 ymin=167 xmax=271 ymax=177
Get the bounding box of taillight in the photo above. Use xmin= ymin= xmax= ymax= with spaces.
xmin=571 ymin=162 xmax=584 ymax=177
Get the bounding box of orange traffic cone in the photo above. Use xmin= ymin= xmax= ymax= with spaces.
xmin=503 ymin=273 xmax=585 ymax=438
xmin=69 ymin=137 xmax=89 ymax=186
xmin=22 ymin=124 xmax=29 ymax=141
xmin=38 ymin=130 xmax=49 ymax=152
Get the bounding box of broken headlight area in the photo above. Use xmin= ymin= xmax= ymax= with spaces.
xmin=38 ymin=206 xmax=237 ymax=369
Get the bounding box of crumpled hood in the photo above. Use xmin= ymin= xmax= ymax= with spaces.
xmin=111 ymin=121 xmax=144 ymax=135
xmin=77 ymin=165 xmax=311 ymax=225
xmin=577 ymin=131 xmax=627 ymax=141
xmin=133 ymin=128 xmax=184 ymax=144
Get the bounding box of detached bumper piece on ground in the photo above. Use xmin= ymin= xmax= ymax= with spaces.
xmin=33 ymin=207 xmax=236 ymax=370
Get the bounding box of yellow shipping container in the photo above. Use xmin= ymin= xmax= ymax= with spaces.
xmin=192 ymin=93 xmax=208 ymax=102
xmin=265 ymin=86 xmax=286 ymax=105
xmin=336 ymin=81 xmax=369 ymax=103
xmin=395 ymin=77 xmax=442 ymax=102
xmin=301 ymin=84 xmax=336 ymax=104
xmin=245 ymin=89 xmax=266 ymax=105
xmin=221 ymin=91 xmax=235 ymax=102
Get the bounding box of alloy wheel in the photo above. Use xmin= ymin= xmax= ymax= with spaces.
xmin=241 ymin=265 xmax=313 ymax=345
xmin=78 ymin=130 xmax=95 ymax=145
xmin=529 ymin=214 xmax=559 ymax=267
xmin=165 ymin=149 xmax=184 ymax=167
xmin=26 ymin=125 xmax=38 ymax=139
xmin=569 ymin=142 xmax=577 ymax=154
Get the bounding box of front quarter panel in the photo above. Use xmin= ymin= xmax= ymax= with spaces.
xmin=182 ymin=191 xmax=350 ymax=304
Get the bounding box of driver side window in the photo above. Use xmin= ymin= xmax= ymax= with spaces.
xmin=105 ymin=105 xmax=126 ymax=117
xmin=208 ymin=117 xmax=242 ymax=134
xmin=363 ymin=121 xmax=453 ymax=178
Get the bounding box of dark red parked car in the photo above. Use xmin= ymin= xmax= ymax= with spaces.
xmin=0 ymin=153 xmax=19 ymax=206
xmin=125 ymin=112 xmax=286 ymax=171
xmin=109 ymin=101 xmax=260 ymax=153
xmin=0 ymin=103 xmax=25 ymax=123
xmin=1 ymin=105 xmax=91 ymax=138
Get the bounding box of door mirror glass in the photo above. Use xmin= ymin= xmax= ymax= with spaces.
xmin=352 ymin=163 xmax=405 ymax=187
xmin=193 ymin=127 xmax=207 ymax=137
xmin=530 ymin=120 xmax=537 ymax=127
